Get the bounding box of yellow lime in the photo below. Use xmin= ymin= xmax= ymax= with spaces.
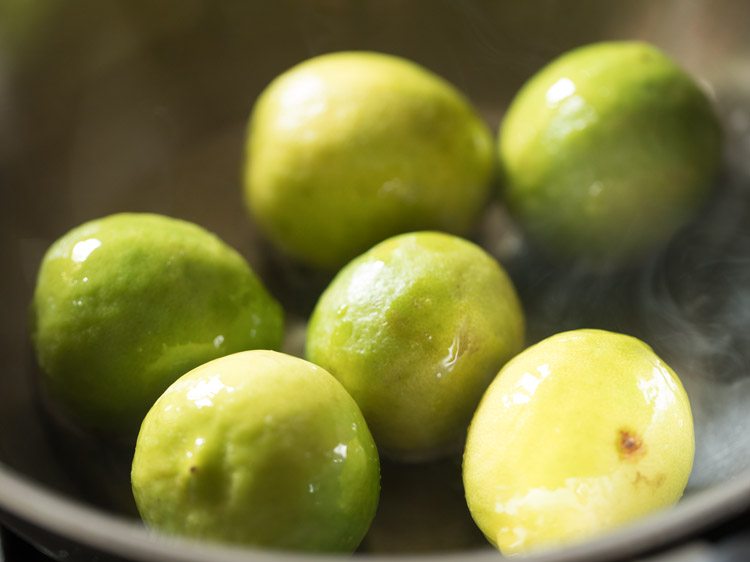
xmin=463 ymin=329 xmax=694 ymax=554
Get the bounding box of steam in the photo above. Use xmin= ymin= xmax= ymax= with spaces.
xmin=479 ymin=94 xmax=750 ymax=490
xmin=636 ymin=99 xmax=750 ymax=487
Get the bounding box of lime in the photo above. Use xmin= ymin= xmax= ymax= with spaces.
xmin=131 ymin=350 xmax=380 ymax=552
xmin=306 ymin=231 xmax=524 ymax=460
xmin=244 ymin=51 xmax=495 ymax=270
xmin=499 ymin=41 xmax=722 ymax=266
xmin=463 ymin=329 xmax=694 ymax=555
xmin=31 ymin=213 xmax=283 ymax=435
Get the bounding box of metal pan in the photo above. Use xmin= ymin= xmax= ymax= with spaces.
xmin=1 ymin=1 xmax=749 ymax=560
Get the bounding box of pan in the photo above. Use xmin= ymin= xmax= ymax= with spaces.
xmin=1 ymin=1 xmax=749 ymax=560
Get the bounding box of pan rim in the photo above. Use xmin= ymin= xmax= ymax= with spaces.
xmin=1 ymin=461 xmax=749 ymax=561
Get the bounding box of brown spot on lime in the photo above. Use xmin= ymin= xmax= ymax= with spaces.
xmin=617 ymin=429 xmax=646 ymax=461
xmin=190 ymin=465 xmax=198 ymax=474
xmin=633 ymin=471 xmax=666 ymax=488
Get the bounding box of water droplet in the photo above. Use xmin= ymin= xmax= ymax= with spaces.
xmin=333 ymin=443 xmax=348 ymax=462
xmin=437 ymin=335 xmax=463 ymax=379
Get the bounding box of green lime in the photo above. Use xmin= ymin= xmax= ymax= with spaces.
xmin=499 ymin=41 xmax=722 ymax=266
xmin=244 ymin=51 xmax=495 ymax=270
xmin=131 ymin=350 xmax=380 ymax=552
xmin=306 ymin=231 xmax=524 ymax=461
xmin=31 ymin=213 xmax=283 ymax=435
xmin=464 ymin=329 xmax=694 ymax=555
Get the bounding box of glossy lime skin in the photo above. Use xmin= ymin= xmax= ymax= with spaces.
xmin=131 ymin=350 xmax=380 ymax=553
xmin=306 ymin=232 xmax=525 ymax=461
xmin=244 ymin=51 xmax=495 ymax=270
xmin=31 ymin=213 xmax=283 ymax=435
xmin=463 ymin=329 xmax=694 ymax=555
xmin=499 ymin=41 xmax=722 ymax=265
